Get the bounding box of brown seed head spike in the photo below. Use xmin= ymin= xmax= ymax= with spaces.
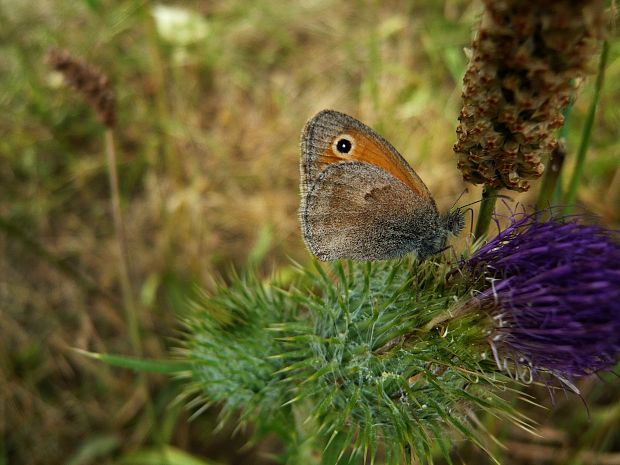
xmin=47 ymin=48 xmax=117 ymax=128
xmin=454 ymin=0 xmax=606 ymax=192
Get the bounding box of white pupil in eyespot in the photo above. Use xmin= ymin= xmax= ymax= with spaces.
xmin=336 ymin=138 xmax=352 ymax=154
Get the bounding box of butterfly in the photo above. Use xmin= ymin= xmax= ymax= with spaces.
xmin=299 ymin=110 xmax=463 ymax=261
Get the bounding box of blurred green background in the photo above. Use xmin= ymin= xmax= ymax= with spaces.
xmin=1 ymin=1 xmax=619 ymax=464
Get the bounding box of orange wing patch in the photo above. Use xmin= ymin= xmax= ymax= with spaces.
xmin=317 ymin=129 xmax=429 ymax=198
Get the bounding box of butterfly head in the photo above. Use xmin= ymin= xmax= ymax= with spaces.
xmin=443 ymin=208 xmax=466 ymax=237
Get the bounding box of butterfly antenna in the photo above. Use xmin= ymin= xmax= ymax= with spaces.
xmin=449 ymin=188 xmax=469 ymax=211
xmin=457 ymin=193 xmax=513 ymax=211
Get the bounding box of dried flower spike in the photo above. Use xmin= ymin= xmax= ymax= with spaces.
xmin=454 ymin=0 xmax=606 ymax=191
xmin=47 ymin=48 xmax=116 ymax=128
xmin=461 ymin=212 xmax=620 ymax=382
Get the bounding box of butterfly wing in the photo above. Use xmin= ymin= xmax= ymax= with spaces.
xmin=301 ymin=161 xmax=444 ymax=260
xmin=300 ymin=110 xmax=452 ymax=260
xmin=300 ymin=110 xmax=433 ymax=200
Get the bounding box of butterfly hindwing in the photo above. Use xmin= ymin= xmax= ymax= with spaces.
xmin=301 ymin=161 xmax=444 ymax=260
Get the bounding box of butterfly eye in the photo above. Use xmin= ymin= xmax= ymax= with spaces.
xmin=332 ymin=134 xmax=355 ymax=155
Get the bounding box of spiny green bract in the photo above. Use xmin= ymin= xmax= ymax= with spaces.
xmin=179 ymin=258 xmax=528 ymax=464
xmin=178 ymin=273 xmax=298 ymax=437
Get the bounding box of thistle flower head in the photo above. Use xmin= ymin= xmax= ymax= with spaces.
xmin=461 ymin=212 xmax=620 ymax=382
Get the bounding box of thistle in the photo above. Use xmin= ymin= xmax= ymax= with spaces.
xmin=458 ymin=212 xmax=620 ymax=386
xmin=454 ymin=0 xmax=606 ymax=192
xmin=172 ymin=212 xmax=620 ymax=463
xmin=178 ymin=258 xmax=531 ymax=464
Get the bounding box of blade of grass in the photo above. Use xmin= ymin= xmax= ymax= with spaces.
xmin=117 ymin=446 xmax=223 ymax=465
xmin=105 ymin=128 xmax=142 ymax=356
xmin=564 ymin=40 xmax=610 ymax=212
xmin=74 ymin=349 xmax=193 ymax=374
xmin=66 ymin=435 xmax=120 ymax=465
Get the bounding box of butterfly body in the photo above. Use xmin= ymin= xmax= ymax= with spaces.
xmin=300 ymin=110 xmax=463 ymax=261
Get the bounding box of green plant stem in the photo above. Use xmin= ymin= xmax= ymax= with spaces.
xmin=537 ymin=98 xmax=573 ymax=209
xmin=105 ymin=129 xmax=162 ymax=449
xmin=564 ymin=40 xmax=609 ymax=212
xmin=474 ymin=186 xmax=498 ymax=239
xmin=141 ymin=3 xmax=177 ymax=176
xmin=550 ymin=96 xmax=575 ymax=204
xmin=536 ymin=141 xmax=567 ymax=211
xmin=105 ymin=128 xmax=142 ymax=357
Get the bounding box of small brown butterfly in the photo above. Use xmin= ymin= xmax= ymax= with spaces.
xmin=299 ymin=110 xmax=463 ymax=261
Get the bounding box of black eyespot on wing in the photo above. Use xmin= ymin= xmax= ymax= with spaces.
xmin=336 ymin=138 xmax=352 ymax=154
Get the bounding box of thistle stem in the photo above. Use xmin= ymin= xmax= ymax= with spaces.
xmin=536 ymin=142 xmax=567 ymax=211
xmin=564 ymin=40 xmax=609 ymax=212
xmin=551 ymin=102 xmax=573 ymax=204
xmin=105 ymin=128 xmax=142 ymax=356
xmin=474 ymin=186 xmax=498 ymax=239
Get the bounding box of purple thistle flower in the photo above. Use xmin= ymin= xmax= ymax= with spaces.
xmin=462 ymin=212 xmax=620 ymax=384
